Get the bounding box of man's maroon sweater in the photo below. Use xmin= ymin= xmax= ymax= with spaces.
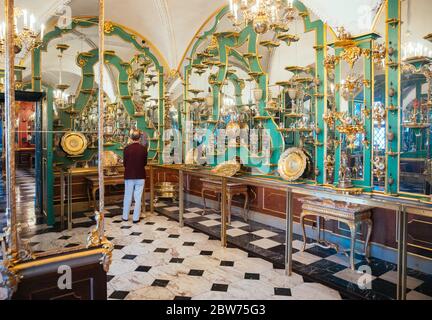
xmin=123 ymin=142 xmax=148 ymax=180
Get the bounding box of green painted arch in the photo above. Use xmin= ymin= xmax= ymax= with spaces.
xmin=34 ymin=17 xmax=165 ymax=166
xmin=184 ymin=1 xmax=327 ymax=177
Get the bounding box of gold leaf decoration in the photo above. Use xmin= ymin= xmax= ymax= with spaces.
xmin=340 ymin=46 xmax=362 ymax=69
xmin=104 ymin=21 xmax=115 ymax=34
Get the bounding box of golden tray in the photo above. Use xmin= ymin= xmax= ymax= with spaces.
xmin=211 ymin=161 xmax=241 ymax=177
xmin=278 ymin=147 xmax=308 ymax=182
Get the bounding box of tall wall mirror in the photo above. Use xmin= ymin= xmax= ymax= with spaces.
xmin=398 ymin=0 xmax=432 ymax=197
xmin=16 ymin=0 xmax=102 ymax=256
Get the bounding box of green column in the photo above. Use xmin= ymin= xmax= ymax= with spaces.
xmin=314 ymin=22 xmax=325 ymax=184
xmin=385 ymin=0 xmax=401 ymax=195
xmin=32 ymin=48 xmax=42 ymax=92
xmin=361 ymin=39 xmax=374 ymax=190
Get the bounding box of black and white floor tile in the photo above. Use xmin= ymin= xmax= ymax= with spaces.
xmin=1 ymin=170 xmax=431 ymax=300
xmin=17 ymin=213 xmax=342 ymax=300
xmin=156 ymin=201 xmax=432 ymax=301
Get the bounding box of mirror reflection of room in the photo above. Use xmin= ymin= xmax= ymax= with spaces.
xmin=0 ymin=0 xmax=431 ymax=303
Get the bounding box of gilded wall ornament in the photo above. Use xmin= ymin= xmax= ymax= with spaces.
xmin=340 ymin=46 xmax=362 ymax=69
xmin=373 ymin=156 xmax=386 ymax=184
xmin=371 ymin=43 xmax=386 ymax=65
xmin=323 ymin=55 xmax=339 ymax=72
xmin=104 ymin=21 xmax=115 ymax=34
xmin=77 ymin=57 xmax=87 ymax=67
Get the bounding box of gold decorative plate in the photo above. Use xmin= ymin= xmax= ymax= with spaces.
xmin=278 ymin=148 xmax=307 ymax=182
xmin=211 ymin=161 xmax=241 ymax=177
xmin=61 ymin=132 xmax=88 ymax=156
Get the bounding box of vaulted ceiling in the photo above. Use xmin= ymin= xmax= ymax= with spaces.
xmin=6 ymin=0 xmax=431 ymax=96
xmin=6 ymin=0 xmax=390 ymax=72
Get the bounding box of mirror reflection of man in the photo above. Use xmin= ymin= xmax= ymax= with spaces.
xmin=122 ymin=130 xmax=148 ymax=223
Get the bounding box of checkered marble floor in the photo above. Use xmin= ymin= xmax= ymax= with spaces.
xmin=17 ymin=210 xmax=343 ymax=301
xmin=3 ymin=193 xmax=432 ymax=300
xmin=156 ymin=201 xmax=432 ymax=301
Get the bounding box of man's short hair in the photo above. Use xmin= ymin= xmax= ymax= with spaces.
xmin=130 ymin=130 xmax=141 ymax=141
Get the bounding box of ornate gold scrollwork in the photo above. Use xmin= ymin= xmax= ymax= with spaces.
xmin=371 ymin=43 xmax=386 ymax=65
xmin=323 ymin=55 xmax=339 ymax=72
xmin=373 ymin=156 xmax=386 ymax=184
xmin=0 ymin=233 xmax=20 ymax=300
xmin=340 ymin=46 xmax=363 ymax=69
xmin=104 ymin=21 xmax=115 ymax=34
xmin=87 ymin=212 xmax=114 ymax=273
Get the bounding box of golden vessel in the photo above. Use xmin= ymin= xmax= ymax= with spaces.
xmin=155 ymin=182 xmax=179 ymax=202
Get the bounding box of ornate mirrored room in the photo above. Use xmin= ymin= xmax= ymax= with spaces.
xmin=0 ymin=0 xmax=431 ymax=302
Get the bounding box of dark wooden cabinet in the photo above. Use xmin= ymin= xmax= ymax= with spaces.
xmin=13 ymin=249 xmax=107 ymax=300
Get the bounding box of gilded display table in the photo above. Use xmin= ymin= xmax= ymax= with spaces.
xmin=299 ymin=196 xmax=373 ymax=270
xmin=85 ymin=175 xmax=124 ymax=210
xmin=200 ymin=178 xmax=249 ymax=224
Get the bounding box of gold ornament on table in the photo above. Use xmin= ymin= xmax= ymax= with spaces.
xmin=337 ymin=151 xmax=353 ymax=189
xmin=103 ymin=151 xmax=120 ymax=176
xmin=324 ymin=154 xmax=335 ymax=183
xmin=154 ymin=182 xmax=179 ymax=203
xmin=211 ymin=160 xmax=241 ymax=177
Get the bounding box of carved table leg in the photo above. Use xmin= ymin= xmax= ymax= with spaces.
xmin=300 ymin=212 xmax=308 ymax=252
xmin=349 ymin=223 xmax=357 ymax=271
xmin=201 ymin=188 xmax=208 ymax=216
xmin=364 ymin=218 xmax=373 ymax=262
xmin=227 ymin=193 xmax=232 ymax=225
xmin=243 ymin=192 xmax=249 ymax=222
